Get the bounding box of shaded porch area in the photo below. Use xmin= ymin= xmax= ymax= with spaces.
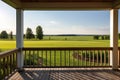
xmin=9 ymin=68 xmax=120 ymax=80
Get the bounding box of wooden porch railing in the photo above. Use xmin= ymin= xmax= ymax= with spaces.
xmin=118 ymin=47 xmax=120 ymax=67
xmin=0 ymin=49 xmax=19 ymax=80
xmin=1 ymin=47 xmax=120 ymax=79
xmin=23 ymin=47 xmax=113 ymax=68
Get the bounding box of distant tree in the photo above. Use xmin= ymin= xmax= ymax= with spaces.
xmin=119 ymin=33 xmax=120 ymax=39
xmin=23 ymin=34 xmax=25 ymax=39
xmin=0 ymin=31 xmax=8 ymax=39
xmin=49 ymin=37 xmax=51 ymax=40
xmin=101 ymin=36 xmax=104 ymax=40
xmin=9 ymin=31 xmax=13 ymax=40
xmin=105 ymin=35 xmax=110 ymax=40
xmin=36 ymin=25 xmax=43 ymax=40
xmin=26 ymin=28 xmax=34 ymax=39
xmin=93 ymin=36 xmax=96 ymax=40
xmin=32 ymin=34 xmax=35 ymax=39
xmin=94 ymin=35 xmax=99 ymax=40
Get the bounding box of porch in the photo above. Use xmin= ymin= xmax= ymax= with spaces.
xmin=9 ymin=68 xmax=120 ymax=80
xmin=0 ymin=47 xmax=120 ymax=80
xmin=1 ymin=0 xmax=120 ymax=80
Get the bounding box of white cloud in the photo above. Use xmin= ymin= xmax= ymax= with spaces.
xmin=43 ymin=24 xmax=110 ymax=35
xmin=49 ymin=21 xmax=58 ymax=25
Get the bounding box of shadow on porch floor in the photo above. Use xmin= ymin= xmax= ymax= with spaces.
xmin=9 ymin=68 xmax=120 ymax=80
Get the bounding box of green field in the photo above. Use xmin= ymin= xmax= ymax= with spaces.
xmin=0 ymin=35 xmax=119 ymax=52
xmin=0 ymin=40 xmax=110 ymax=51
xmin=0 ymin=36 xmax=117 ymax=77
xmin=43 ymin=35 xmax=93 ymax=41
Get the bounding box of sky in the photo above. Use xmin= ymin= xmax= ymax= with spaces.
xmin=0 ymin=0 xmax=120 ymax=35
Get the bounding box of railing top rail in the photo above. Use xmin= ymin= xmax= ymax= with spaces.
xmin=0 ymin=48 xmax=19 ymax=58
xmin=118 ymin=47 xmax=120 ymax=49
xmin=23 ymin=47 xmax=113 ymax=50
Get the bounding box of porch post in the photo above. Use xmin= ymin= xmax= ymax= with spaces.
xmin=16 ymin=9 xmax=24 ymax=69
xmin=110 ymin=9 xmax=118 ymax=70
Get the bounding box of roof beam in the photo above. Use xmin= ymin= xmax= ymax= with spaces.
xmin=2 ymin=0 xmax=21 ymax=8
xmin=21 ymin=2 xmax=112 ymax=10
xmin=113 ymin=0 xmax=120 ymax=8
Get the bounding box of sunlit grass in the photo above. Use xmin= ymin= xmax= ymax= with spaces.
xmin=0 ymin=40 xmax=110 ymax=52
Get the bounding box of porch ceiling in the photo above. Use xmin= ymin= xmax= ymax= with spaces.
xmin=2 ymin=0 xmax=120 ymax=10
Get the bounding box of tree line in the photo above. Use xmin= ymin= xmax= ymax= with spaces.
xmin=94 ymin=34 xmax=120 ymax=40
xmin=25 ymin=25 xmax=43 ymax=39
xmin=0 ymin=31 xmax=13 ymax=39
xmin=0 ymin=25 xmax=43 ymax=40
xmin=94 ymin=35 xmax=110 ymax=40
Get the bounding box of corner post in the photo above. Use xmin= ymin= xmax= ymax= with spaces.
xmin=16 ymin=9 xmax=24 ymax=69
xmin=110 ymin=9 xmax=118 ymax=70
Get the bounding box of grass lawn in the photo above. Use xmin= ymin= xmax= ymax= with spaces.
xmin=24 ymin=40 xmax=110 ymax=47
xmin=0 ymin=36 xmax=116 ymax=70
xmin=43 ymin=35 xmax=93 ymax=41
xmin=0 ymin=40 xmax=110 ymax=51
xmin=1 ymin=35 xmax=120 ymax=51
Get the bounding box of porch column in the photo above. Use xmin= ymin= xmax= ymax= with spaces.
xmin=16 ymin=9 xmax=24 ymax=69
xmin=110 ymin=9 xmax=118 ymax=70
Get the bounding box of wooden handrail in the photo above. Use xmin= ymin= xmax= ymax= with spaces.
xmin=0 ymin=48 xmax=19 ymax=58
xmin=0 ymin=48 xmax=19 ymax=80
xmin=23 ymin=47 xmax=113 ymax=50
xmin=23 ymin=47 xmax=113 ymax=68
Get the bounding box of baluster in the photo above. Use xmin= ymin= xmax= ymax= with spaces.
xmin=97 ymin=50 xmax=99 ymax=66
xmin=93 ymin=50 xmax=95 ymax=66
xmin=77 ymin=50 xmax=80 ymax=66
xmin=89 ymin=51 xmax=91 ymax=66
xmin=73 ymin=50 xmax=75 ymax=66
xmin=64 ymin=50 xmax=66 ymax=66
xmin=28 ymin=50 xmax=30 ymax=67
xmin=81 ymin=50 xmax=83 ymax=66
xmin=108 ymin=50 xmax=110 ymax=66
xmin=12 ymin=54 xmax=15 ymax=71
xmin=7 ymin=56 xmax=9 ymax=76
xmin=46 ymin=50 xmax=47 ymax=67
xmin=54 ymin=50 xmax=55 ymax=67
xmin=24 ymin=50 xmax=27 ymax=66
xmin=85 ymin=50 xmax=87 ymax=66
xmin=10 ymin=55 xmax=12 ymax=73
xmin=50 ymin=50 xmax=51 ymax=67
xmin=118 ymin=49 xmax=120 ymax=67
xmin=68 ymin=50 xmax=71 ymax=67
xmin=41 ymin=50 xmax=43 ymax=67
xmin=37 ymin=50 xmax=39 ymax=67
xmin=0 ymin=58 xmax=2 ymax=79
xmin=3 ymin=58 xmax=6 ymax=78
xmin=33 ymin=50 xmax=35 ymax=67
xmin=60 ymin=50 xmax=62 ymax=66
xmin=16 ymin=52 xmax=17 ymax=68
xmin=104 ymin=50 xmax=106 ymax=66
xmin=100 ymin=50 xmax=103 ymax=66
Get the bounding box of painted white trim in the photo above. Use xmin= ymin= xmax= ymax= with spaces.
xmin=16 ymin=9 xmax=24 ymax=68
xmin=110 ymin=9 xmax=118 ymax=70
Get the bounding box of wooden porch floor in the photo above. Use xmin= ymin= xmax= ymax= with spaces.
xmin=9 ymin=68 xmax=120 ymax=80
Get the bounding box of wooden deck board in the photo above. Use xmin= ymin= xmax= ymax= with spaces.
xmin=9 ymin=68 xmax=120 ymax=80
